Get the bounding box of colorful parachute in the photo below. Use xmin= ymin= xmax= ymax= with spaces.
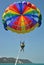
xmin=2 ymin=1 xmax=42 ymax=34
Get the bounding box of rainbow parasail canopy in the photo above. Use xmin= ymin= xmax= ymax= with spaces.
xmin=2 ymin=1 xmax=42 ymax=34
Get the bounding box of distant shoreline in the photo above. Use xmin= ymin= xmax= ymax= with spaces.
xmin=0 ymin=57 xmax=32 ymax=64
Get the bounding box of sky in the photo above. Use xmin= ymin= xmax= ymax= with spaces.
xmin=0 ymin=0 xmax=44 ymax=63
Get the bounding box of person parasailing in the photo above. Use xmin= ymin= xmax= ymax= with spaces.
xmin=20 ymin=41 xmax=25 ymax=52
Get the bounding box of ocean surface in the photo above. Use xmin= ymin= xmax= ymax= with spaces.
xmin=0 ymin=63 xmax=44 ymax=65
